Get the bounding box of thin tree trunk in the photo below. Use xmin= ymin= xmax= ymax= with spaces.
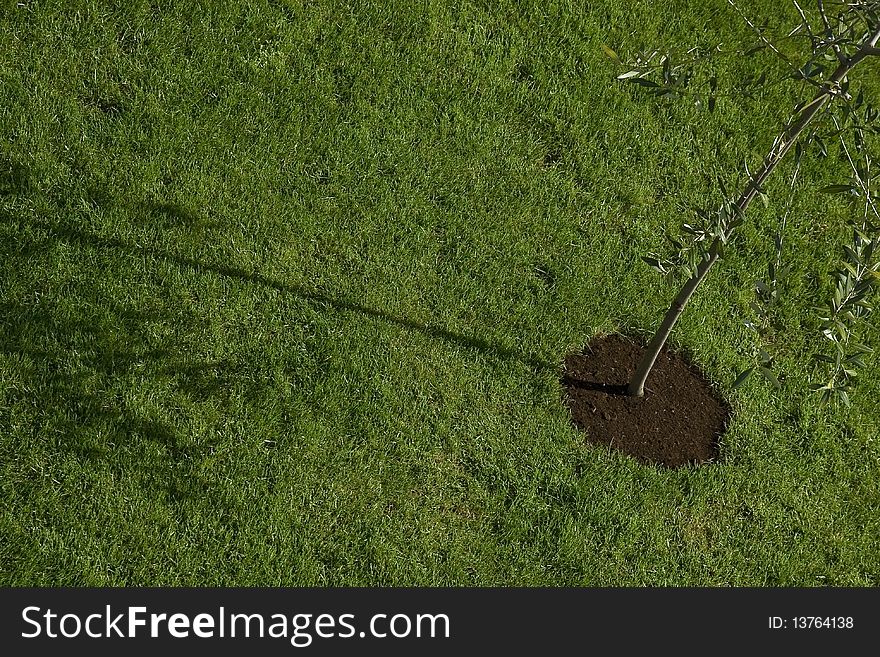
xmin=627 ymin=25 xmax=880 ymax=397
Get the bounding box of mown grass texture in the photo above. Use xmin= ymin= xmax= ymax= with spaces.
xmin=1 ymin=0 xmax=878 ymax=585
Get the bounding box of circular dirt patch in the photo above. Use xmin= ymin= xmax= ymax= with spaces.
xmin=562 ymin=333 xmax=730 ymax=468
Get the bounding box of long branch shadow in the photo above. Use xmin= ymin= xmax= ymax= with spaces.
xmin=3 ymin=212 xmax=554 ymax=372
xmin=1 ymin=206 xmax=553 ymax=516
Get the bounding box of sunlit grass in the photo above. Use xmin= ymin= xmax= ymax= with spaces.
xmin=0 ymin=0 xmax=878 ymax=586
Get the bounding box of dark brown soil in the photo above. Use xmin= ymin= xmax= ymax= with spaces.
xmin=562 ymin=334 xmax=730 ymax=468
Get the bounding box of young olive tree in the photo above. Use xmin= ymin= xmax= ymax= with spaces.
xmin=607 ymin=0 xmax=880 ymax=399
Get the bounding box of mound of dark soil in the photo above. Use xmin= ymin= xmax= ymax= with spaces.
xmin=562 ymin=334 xmax=730 ymax=468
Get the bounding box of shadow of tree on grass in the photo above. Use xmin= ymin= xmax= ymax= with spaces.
xmin=1 ymin=210 xmax=553 ymax=372
xmin=1 ymin=204 xmax=554 ymax=518
xmin=0 ymin=296 xmax=229 ymax=508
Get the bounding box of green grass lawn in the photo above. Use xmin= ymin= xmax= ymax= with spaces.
xmin=1 ymin=0 xmax=878 ymax=586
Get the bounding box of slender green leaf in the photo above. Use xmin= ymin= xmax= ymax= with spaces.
xmin=818 ymin=184 xmax=855 ymax=194
xmin=758 ymin=366 xmax=781 ymax=389
xmin=601 ymin=44 xmax=621 ymax=64
xmin=732 ymin=368 xmax=754 ymax=390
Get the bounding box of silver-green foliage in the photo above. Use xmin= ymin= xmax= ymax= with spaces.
xmin=608 ymin=0 xmax=880 ymax=404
